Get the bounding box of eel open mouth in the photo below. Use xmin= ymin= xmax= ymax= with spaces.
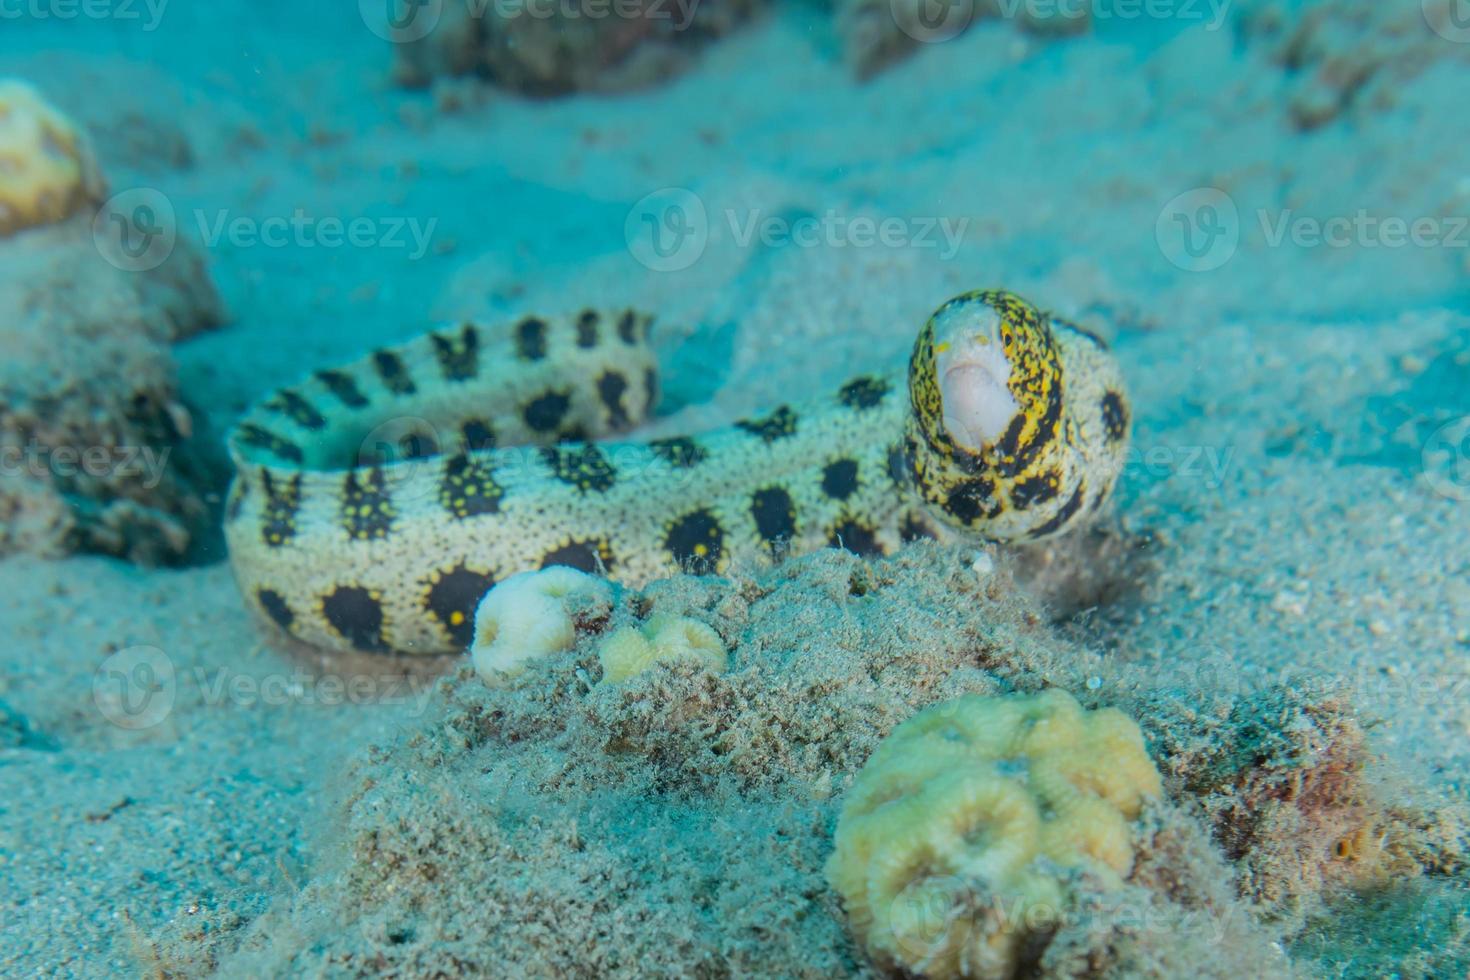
xmin=932 ymin=303 xmax=1019 ymax=454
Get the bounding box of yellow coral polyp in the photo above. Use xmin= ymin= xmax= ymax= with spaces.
xmin=827 ymin=689 xmax=1163 ymax=980
xmin=598 ymin=615 xmax=727 ymax=683
xmin=0 ymin=79 xmax=106 ymax=236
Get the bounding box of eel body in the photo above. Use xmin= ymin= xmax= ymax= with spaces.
xmin=224 ymin=291 xmax=1130 ymax=655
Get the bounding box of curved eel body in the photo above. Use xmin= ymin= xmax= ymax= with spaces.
xmin=224 ymin=290 xmax=1131 ymax=656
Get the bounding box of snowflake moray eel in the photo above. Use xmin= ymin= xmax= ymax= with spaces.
xmin=224 ymin=289 xmax=1131 ymax=656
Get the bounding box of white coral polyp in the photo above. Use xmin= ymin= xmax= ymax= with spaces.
xmin=470 ymin=567 xmax=611 ymax=686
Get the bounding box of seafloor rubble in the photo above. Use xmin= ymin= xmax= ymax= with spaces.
xmin=0 ymin=80 xmax=224 ymax=561
xmin=1236 ymin=0 xmax=1470 ymax=130
xmin=390 ymin=0 xmax=766 ymax=95
xmin=185 ymin=543 xmax=1467 ymax=977
xmin=838 ymin=0 xmax=1090 ymax=80
xmin=387 ymin=0 xmax=1089 ymax=92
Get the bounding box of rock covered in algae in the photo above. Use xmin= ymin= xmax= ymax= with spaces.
xmin=0 ymin=79 xmax=224 ymax=562
xmin=838 ymin=0 xmax=1090 ymax=81
xmin=1236 ymin=0 xmax=1470 ymax=130
xmin=388 ymin=0 xmax=765 ymax=95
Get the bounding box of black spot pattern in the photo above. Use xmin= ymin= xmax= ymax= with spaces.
xmin=665 ymin=508 xmax=724 ymax=573
xmin=829 ymin=518 xmax=883 ymax=557
xmin=257 ymin=588 xmax=294 ymax=632
xmin=226 ymin=478 xmax=249 ymax=522
xmin=440 ymin=453 xmax=504 ymax=519
xmin=887 ymin=442 xmax=914 ymax=489
xmin=838 ymin=376 xmax=891 ymax=410
xmin=260 ymin=470 xmax=302 ymax=547
xmin=238 ymin=424 xmax=304 ymax=464
xmin=315 ymin=370 xmax=370 ymax=409
xmin=597 ymin=371 xmax=630 ymax=429
xmin=1010 ymin=472 xmax=1061 ymax=510
xmin=650 ymin=437 xmax=707 ymax=468
xmin=541 ymin=538 xmax=614 ymax=574
xmin=321 ymin=585 xmax=387 ymax=652
xmin=461 ymin=419 xmax=496 ymax=452
xmin=750 ymin=486 xmax=796 ymax=553
xmin=1101 ymin=391 xmax=1128 ymax=443
xmin=431 ymin=324 xmax=480 ymax=382
xmin=540 ymin=445 xmax=616 ymax=493
xmin=266 ymin=391 xmax=325 ymax=430
xmin=424 ymin=563 xmax=495 ymax=647
xmin=737 ymin=405 xmax=798 ymax=442
xmin=899 ymin=513 xmax=937 ymax=542
xmin=995 ymin=382 xmax=1063 ymax=479
xmin=341 ymin=467 xmax=395 ymax=541
xmin=617 ymin=310 xmax=639 ymax=344
xmin=577 ymin=310 xmax=599 ymax=348
xmin=515 ymin=317 xmax=548 ymax=361
xmin=821 ymin=458 xmax=860 ymax=501
xmin=373 ymin=349 xmax=417 ymax=396
xmin=1029 ymin=485 xmax=1086 ymax=539
xmin=524 ymin=390 xmax=571 ymax=433
xmin=644 ymin=367 xmax=658 ymax=408
xmin=943 ymin=477 xmax=999 ymax=524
